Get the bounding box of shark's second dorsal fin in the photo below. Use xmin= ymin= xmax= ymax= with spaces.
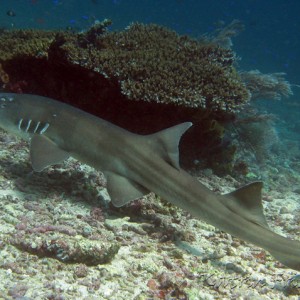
xmin=224 ymin=181 xmax=269 ymax=229
xmin=148 ymin=122 xmax=192 ymax=169
xmin=30 ymin=135 xmax=70 ymax=172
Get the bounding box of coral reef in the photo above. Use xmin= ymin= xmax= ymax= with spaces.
xmin=0 ymin=22 xmax=250 ymax=113
xmin=79 ymin=22 xmax=250 ymax=111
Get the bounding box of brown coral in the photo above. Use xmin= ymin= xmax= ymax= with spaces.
xmin=0 ymin=22 xmax=249 ymax=113
xmin=54 ymin=22 xmax=250 ymax=112
xmin=0 ymin=29 xmax=55 ymax=61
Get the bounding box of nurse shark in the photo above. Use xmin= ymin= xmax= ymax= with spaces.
xmin=0 ymin=93 xmax=299 ymax=271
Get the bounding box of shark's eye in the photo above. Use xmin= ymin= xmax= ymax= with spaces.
xmin=0 ymin=95 xmax=14 ymax=108
xmin=0 ymin=95 xmax=14 ymax=102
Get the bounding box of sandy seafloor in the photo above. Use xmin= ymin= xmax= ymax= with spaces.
xmin=0 ymin=127 xmax=300 ymax=300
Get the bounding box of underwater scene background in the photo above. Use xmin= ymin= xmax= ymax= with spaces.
xmin=0 ymin=0 xmax=299 ymax=299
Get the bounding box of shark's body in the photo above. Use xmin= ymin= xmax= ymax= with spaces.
xmin=0 ymin=93 xmax=299 ymax=270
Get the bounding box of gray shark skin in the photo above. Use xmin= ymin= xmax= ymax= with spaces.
xmin=0 ymin=93 xmax=299 ymax=271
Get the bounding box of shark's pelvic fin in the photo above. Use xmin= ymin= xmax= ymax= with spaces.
xmin=148 ymin=122 xmax=192 ymax=169
xmin=223 ymin=181 xmax=269 ymax=229
xmin=106 ymin=172 xmax=149 ymax=207
xmin=30 ymin=135 xmax=70 ymax=172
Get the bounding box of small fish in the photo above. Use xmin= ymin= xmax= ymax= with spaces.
xmin=6 ymin=10 xmax=16 ymax=17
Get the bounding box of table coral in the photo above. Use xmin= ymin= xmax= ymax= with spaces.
xmin=55 ymin=22 xmax=250 ymax=112
xmin=0 ymin=21 xmax=249 ymax=113
xmin=0 ymin=29 xmax=55 ymax=61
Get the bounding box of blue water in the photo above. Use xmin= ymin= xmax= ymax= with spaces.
xmin=1 ymin=0 xmax=299 ymax=132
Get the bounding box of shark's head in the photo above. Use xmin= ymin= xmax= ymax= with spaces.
xmin=0 ymin=93 xmax=20 ymax=135
xmin=0 ymin=93 xmax=50 ymax=139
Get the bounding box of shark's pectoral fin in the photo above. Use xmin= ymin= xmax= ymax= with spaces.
xmin=106 ymin=172 xmax=150 ymax=207
xmin=224 ymin=181 xmax=269 ymax=229
xmin=30 ymin=135 xmax=70 ymax=172
xmin=148 ymin=122 xmax=192 ymax=169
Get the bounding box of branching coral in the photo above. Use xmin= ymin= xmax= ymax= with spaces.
xmin=0 ymin=29 xmax=55 ymax=61
xmin=199 ymin=19 xmax=245 ymax=49
xmin=234 ymin=114 xmax=282 ymax=164
xmin=240 ymin=70 xmax=293 ymax=101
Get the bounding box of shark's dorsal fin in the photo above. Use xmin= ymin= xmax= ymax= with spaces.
xmin=30 ymin=135 xmax=70 ymax=172
xmin=105 ymin=172 xmax=149 ymax=207
xmin=148 ymin=122 xmax=192 ymax=169
xmin=224 ymin=181 xmax=269 ymax=229
xmin=105 ymin=122 xmax=191 ymax=207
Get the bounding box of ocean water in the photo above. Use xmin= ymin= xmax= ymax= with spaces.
xmin=1 ymin=0 xmax=299 ymax=115
xmin=0 ymin=0 xmax=299 ymax=75
xmin=0 ymin=1 xmax=300 ymax=299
